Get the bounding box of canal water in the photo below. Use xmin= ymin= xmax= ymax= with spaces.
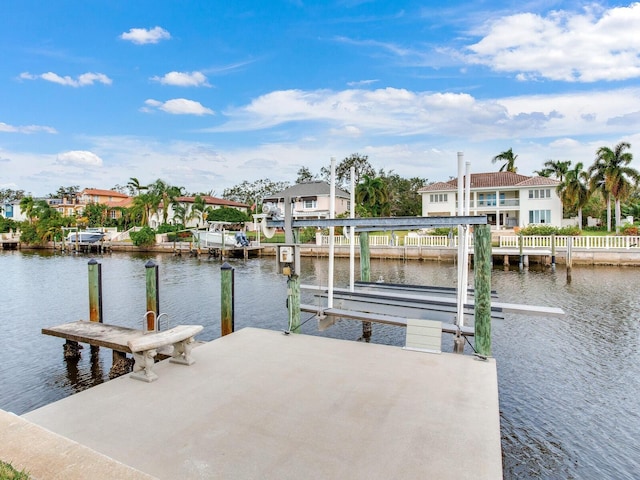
xmin=0 ymin=250 xmax=639 ymax=479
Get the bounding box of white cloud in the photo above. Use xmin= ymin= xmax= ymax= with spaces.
xmin=465 ymin=4 xmax=640 ymax=82
xmin=210 ymin=86 xmax=640 ymax=142
xmin=120 ymin=26 xmax=171 ymax=45
xmin=56 ymin=150 xmax=103 ymax=167
xmin=20 ymin=71 xmax=112 ymax=87
xmin=151 ymin=71 xmax=210 ymax=87
xmin=329 ymin=125 xmax=362 ymax=137
xmin=142 ymin=98 xmax=214 ymax=115
xmin=0 ymin=122 xmax=57 ymax=134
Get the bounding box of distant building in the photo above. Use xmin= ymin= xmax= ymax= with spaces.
xmin=153 ymin=195 xmax=250 ymax=229
xmin=418 ymin=172 xmax=562 ymax=229
xmin=262 ymin=181 xmax=350 ymax=220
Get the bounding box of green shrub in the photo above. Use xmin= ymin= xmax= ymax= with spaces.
xmin=519 ymin=225 xmax=581 ymax=236
xmin=0 ymin=460 xmax=30 ymax=479
xmin=130 ymin=226 xmax=156 ymax=247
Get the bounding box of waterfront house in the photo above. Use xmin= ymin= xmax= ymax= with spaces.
xmin=152 ymin=195 xmax=250 ymax=229
xmin=418 ymin=172 xmax=562 ymax=229
xmin=262 ymin=181 xmax=350 ymax=219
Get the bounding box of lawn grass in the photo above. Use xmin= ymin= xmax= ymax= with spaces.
xmin=0 ymin=461 xmax=29 ymax=480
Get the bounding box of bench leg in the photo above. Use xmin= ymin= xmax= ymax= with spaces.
xmin=170 ymin=337 xmax=196 ymax=365
xmin=130 ymin=349 xmax=158 ymax=382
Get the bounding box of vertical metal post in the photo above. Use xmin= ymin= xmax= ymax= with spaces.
xmin=87 ymin=259 xmax=103 ymax=323
xmin=551 ymin=234 xmax=556 ymax=268
xmin=359 ymin=231 xmax=372 ymax=341
xmin=474 ymin=224 xmax=492 ymax=357
xmin=566 ymin=236 xmax=573 ymax=283
xmin=145 ymin=260 xmax=159 ymax=332
xmin=518 ymin=233 xmax=524 ymax=270
xmin=221 ymin=262 xmax=235 ymax=336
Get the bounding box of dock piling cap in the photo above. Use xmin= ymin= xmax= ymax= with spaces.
xmin=221 ymin=262 xmax=233 ymax=270
xmin=145 ymin=260 xmax=156 ymax=268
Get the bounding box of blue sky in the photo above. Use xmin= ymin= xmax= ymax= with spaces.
xmin=2 ymin=0 xmax=640 ymax=197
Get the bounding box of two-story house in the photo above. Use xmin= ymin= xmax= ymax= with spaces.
xmin=418 ymin=172 xmax=562 ymax=229
xmin=262 ymin=181 xmax=350 ymax=220
xmin=77 ymin=188 xmax=132 ymax=221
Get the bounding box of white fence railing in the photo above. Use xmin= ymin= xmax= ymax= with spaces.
xmin=318 ymin=234 xmax=640 ymax=249
xmin=499 ymin=235 xmax=640 ymax=250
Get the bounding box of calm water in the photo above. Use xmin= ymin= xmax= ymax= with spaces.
xmin=1 ymin=250 xmax=639 ymax=479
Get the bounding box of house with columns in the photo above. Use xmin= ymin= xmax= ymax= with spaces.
xmin=418 ymin=172 xmax=562 ymax=229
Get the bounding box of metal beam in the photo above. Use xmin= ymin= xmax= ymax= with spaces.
xmin=266 ymin=215 xmax=487 ymax=230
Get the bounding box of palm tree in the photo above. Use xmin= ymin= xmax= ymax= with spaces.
xmin=539 ymin=160 xmax=571 ymax=181
xmin=192 ymin=195 xmax=207 ymax=227
xmin=127 ymin=177 xmax=147 ymax=196
xmin=589 ymin=142 xmax=639 ymax=232
xmin=356 ymin=175 xmax=390 ymax=217
xmin=19 ymin=196 xmax=35 ymax=223
xmin=131 ymin=192 xmax=158 ymax=227
xmin=491 ymin=148 xmax=518 ymax=173
xmin=556 ymin=162 xmax=589 ymax=230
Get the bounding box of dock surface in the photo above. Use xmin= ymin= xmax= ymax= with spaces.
xmin=24 ymin=327 xmax=502 ymax=479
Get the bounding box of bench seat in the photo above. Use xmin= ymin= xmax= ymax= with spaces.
xmin=127 ymin=325 xmax=204 ymax=382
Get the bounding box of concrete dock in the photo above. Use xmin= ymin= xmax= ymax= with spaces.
xmin=22 ymin=327 xmax=502 ymax=479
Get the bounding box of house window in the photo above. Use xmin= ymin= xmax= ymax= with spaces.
xmin=303 ymin=199 xmax=317 ymax=209
xmin=429 ymin=194 xmax=448 ymax=203
xmin=529 ymin=210 xmax=551 ymax=224
xmin=110 ymin=210 xmax=117 ymax=219
xmin=529 ymin=189 xmax=551 ymax=199
xmin=4 ymin=205 xmax=13 ymax=218
xmin=478 ymin=193 xmax=497 ymax=206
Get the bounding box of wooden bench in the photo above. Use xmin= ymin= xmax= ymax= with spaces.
xmin=127 ymin=325 xmax=204 ymax=382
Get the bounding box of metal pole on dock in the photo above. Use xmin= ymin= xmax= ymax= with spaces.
xmin=87 ymin=259 xmax=103 ymax=323
xmin=566 ymin=236 xmax=573 ymax=283
xmin=518 ymin=232 xmax=524 ymax=270
xmin=474 ymin=224 xmax=492 ymax=357
xmin=551 ymin=234 xmax=556 ymax=268
xmin=359 ymin=231 xmax=372 ymax=342
xmin=145 ymin=260 xmax=159 ymax=332
xmin=221 ymin=262 xmax=235 ymax=336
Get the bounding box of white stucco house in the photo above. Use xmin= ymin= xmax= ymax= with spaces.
xmin=418 ymin=172 xmax=562 ymax=229
xmin=262 ymin=181 xmax=350 ymax=219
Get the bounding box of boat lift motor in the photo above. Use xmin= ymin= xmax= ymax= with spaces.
xmin=276 ymin=244 xmax=300 ymax=276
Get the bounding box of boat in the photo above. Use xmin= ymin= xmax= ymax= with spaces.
xmin=191 ymin=222 xmax=245 ymax=248
xmin=66 ymin=229 xmax=106 ymax=244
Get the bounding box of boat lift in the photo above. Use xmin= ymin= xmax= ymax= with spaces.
xmin=260 ymin=157 xmax=564 ymax=354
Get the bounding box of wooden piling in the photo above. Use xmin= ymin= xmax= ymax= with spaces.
xmin=87 ymin=259 xmax=103 ymax=323
xmin=359 ymin=232 xmax=372 ymax=341
xmin=287 ymin=274 xmax=301 ymax=333
xmin=145 ymin=260 xmax=159 ymax=332
xmin=221 ymin=262 xmax=234 ymax=336
xmin=473 ymin=224 xmax=492 ymax=357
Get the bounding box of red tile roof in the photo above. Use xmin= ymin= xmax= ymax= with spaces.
xmin=418 ymin=172 xmax=559 ymax=192
xmin=176 ymin=196 xmax=249 ymax=208
xmin=82 ymin=188 xmax=129 ymax=198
